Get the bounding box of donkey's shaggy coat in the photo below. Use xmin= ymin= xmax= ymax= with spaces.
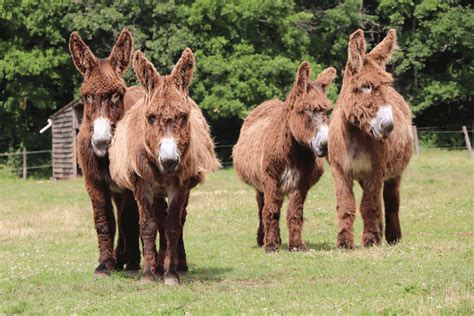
xmin=233 ymin=62 xmax=336 ymax=252
xmin=328 ymin=29 xmax=413 ymax=249
xmin=110 ymin=48 xmax=220 ymax=284
xmin=69 ymin=29 xmax=143 ymax=275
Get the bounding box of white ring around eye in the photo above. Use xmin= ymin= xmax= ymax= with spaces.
xmin=111 ymin=93 xmax=120 ymax=104
xmin=361 ymin=86 xmax=372 ymax=94
xmin=86 ymin=95 xmax=93 ymax=103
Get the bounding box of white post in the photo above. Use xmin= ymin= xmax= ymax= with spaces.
xmin=22 ymin=147 xmax=27 ymax=179
xmin=462 ymin=126 xmax=473 ymax=159
xmin=412 ymin=125 xmax=420 ymax=155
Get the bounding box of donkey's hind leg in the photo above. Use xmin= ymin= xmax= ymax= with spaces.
xmin=112 ymin=193 xmax=125 ymax=271
xmin=177 ymin=190 xmax=190 ymax=273
xmin=154 ymin=196 xmax=168 ymax=276
xmin=383 ymin=176 xmax=402 ymax=245
xmin=121 ymin=191 xmax=141 ymax=273
xmin=256 ymin=191 xmax=265 ymax=247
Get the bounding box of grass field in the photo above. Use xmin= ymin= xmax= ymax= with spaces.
xmin=1 ymin=149 xmax=473 ymax=314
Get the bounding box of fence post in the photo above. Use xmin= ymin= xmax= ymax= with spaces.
xmin=412 ymin=125 xmax=420 ymax=155
xmin=462 ymin=126 xmax=474 ymax=159
xmin=22 ymin=147 xmax=27 ymax=179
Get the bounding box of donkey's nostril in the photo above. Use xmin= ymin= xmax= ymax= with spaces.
xmin=320 ymin=139 xmax=328 ymax=149
xmin=160 ymin=157 xmax=179 ymax=172
xmin=93 ymin=137 xmax=111 ymax=149
xmin=381 ymin=119 xmax=394 ymax=135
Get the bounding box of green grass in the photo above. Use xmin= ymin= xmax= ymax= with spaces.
xmin=1 ymin=149 xmax=473 ymax=314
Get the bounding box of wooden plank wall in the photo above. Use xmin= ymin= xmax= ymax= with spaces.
xmin=51 ymin=105 xmax=76 ymax=179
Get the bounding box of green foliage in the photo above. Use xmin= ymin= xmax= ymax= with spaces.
xmin=0 ymin=0 xmax=472 ymax=151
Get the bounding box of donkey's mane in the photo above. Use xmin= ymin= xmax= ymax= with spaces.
xmin=110 ymin=97 xmax=221 ymax=190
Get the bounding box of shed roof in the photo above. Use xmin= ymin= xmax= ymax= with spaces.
xmin=49 ymin=99 xmax=83 ymax=119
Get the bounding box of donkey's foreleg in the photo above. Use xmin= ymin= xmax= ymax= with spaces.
xmin=163 ymin=186 xmax=187 ymax=286
xmin=331 ymin=166 xmax=356 ymax=249
xmin=287 ymin=189 xmax=308 ymax=251
xmin=256 ymin=191 xmax=265 ymax=247
xmin=134 ymin=182 xmax=158 ymax=283
xmin=262 ymin=184 xmax=283 ymax=253
xmin=86 ymin=180 xmax=116 ymax=275
xmin=359 ymin=176 xmax=383 ymax=247
xmin=383 ymin=176 xmax=402 ymax=245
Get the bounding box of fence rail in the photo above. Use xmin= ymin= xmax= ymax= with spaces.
xmin=412 ymin=125 xmax=473 ymax=158
xmin=0 ymin=149 xmax=52 ymax=179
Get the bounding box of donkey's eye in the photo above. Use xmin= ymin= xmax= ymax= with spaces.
xmin=178 ymin=114 xmax=187 ymax=124
xmin=304 ymin=109 xmax=314 ymax=117
xmin=85 ymin=95 xmax=93 ymax=104
xmin=111 ymin=93 xmax=121 ymax=104
xmin=360 ymin=84 xmax=372 ymax=94
xmin=148 ymin=114 xmax=157 ymax=125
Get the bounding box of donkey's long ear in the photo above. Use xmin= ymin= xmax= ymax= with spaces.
xmin=292 ymin=61 xmax=311 ymax=97
xmin=316 ymin=67 xmax=336 ymax=92
xmin=347 ymin=29 xmax=366 ymax=74
xmin=170 ymin=48 xmax=195 ymax=92
xmin=133 ymin=50 xmax=160 ymax=92
xmin=69 ymin=32 xmax=98 ymax=76
xmin=109 ymin=28 xmax=133 ymax=75
xmin=368 ymin=29 xmax=398 ymax=69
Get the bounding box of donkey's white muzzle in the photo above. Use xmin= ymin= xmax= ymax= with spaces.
xmin=91 ymin=118 xmax=112 ymax=157
xmin=371 ymin=105 xmax=394 ymax=139
xmin=311 ymin=124 xmax=329 ymax=157
xmin=158 ymin=137 xmax=180 ymax=173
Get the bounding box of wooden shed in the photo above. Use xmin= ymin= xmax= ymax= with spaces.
xmin=48 ymin=99 xmax=83 ymax=179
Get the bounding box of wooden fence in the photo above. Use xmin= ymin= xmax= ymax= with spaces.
xmin=0 ymin=125 xmax=472 ymax=179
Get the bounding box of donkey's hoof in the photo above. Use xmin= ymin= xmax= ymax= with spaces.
xmin=337 ymin=231 xmax=354 ymax=249
xmin=163 ymin=274 xmax=180 ymax=286
xmin=264 ymin=243 xmax=279 ymax=253
xmin=94 ymin=263 xmax=112 ymax=277
xmin=362 ymin=232 xmax=381 ymax=247
xmin=385 ymin=232 xmax=401 ymax=245
xmin=289 ymin=243 xmax=307 ymax=252
xmin=140 ymin=273 xmax=156 ymax=285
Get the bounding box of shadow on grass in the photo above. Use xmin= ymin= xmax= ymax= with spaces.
xmin=184 ymin=265 xmax=233 ymax=283
xmin=250 ymin=241 xmax=335 ymax=252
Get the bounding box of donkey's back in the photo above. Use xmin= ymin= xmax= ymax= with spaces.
xmin=233 ymin=100 xmax=284 ymax=191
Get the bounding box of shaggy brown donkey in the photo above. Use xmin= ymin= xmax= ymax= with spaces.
xmin=233 ymin=62 xmax=336 ymax=253
xmin=328 ymin=29 xmax=413 ymax=249
xmin=109 ymin=49 xmax=220 ymax=285
xmin=69 ymin=29 xmax=143 ymax=275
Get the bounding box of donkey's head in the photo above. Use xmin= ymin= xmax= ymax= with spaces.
xmin=342 ymin=29 xmax=398 ymax=140
xmin=69 ymin=29 xmax=133 ymax=157
xmin=286 ymin=62 xmax=336 ymax=157
xmin=133 ymin=49 xmax=195 ymax=175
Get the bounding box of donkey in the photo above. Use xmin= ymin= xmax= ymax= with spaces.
xmin=69 ymin=29 xmax=143 ymax=275
xmin=328 ymin=29 xmax=413 ymax=249
xmin=109 ymin=48 xmax=220 ymax=285
xmin=233 ymin=62 xmax=336 ymax=253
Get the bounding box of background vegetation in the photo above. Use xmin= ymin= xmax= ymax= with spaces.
xmin=1 ymin=150 xmax=473 ymax=314
xmin=0 ymin=0 xmax=473 ymax=152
